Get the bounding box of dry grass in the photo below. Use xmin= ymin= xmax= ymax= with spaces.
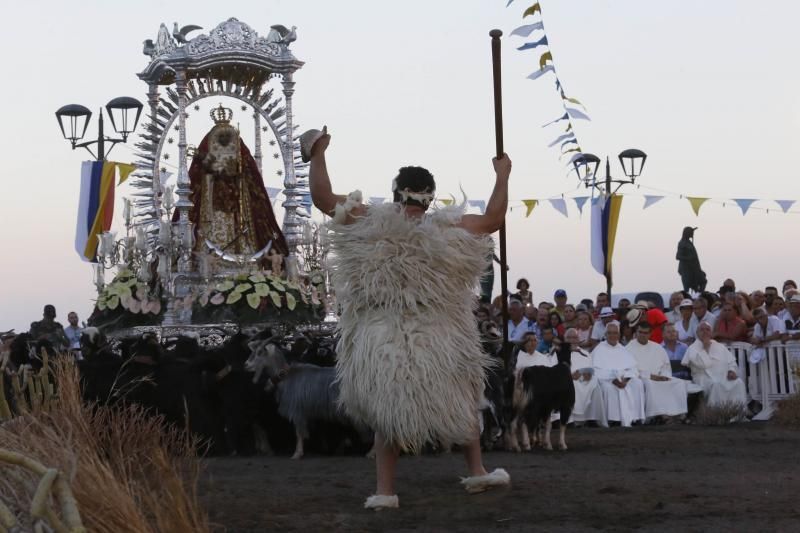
xmin=693 ymin=400 xmax=748 ymax=426
xmin=773 ymin=393 xmax=800 ymax=429
xmin=0 ymin=357 xmax=210 ymax=533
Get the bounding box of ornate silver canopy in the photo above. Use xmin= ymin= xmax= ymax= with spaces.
xmin=128 ymin=18 xmax=311 ymax=326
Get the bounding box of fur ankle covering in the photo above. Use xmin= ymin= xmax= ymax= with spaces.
xmin=364 ymin=494 xmax=399 ymax=510
xmin=328 ymin=201 xmax=495 ymax=454
xmin=461 ymin=468 xmax=511 ymax=494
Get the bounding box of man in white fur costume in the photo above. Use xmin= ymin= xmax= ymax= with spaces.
xmin=303 ymin=126 xmax=511 ymax=510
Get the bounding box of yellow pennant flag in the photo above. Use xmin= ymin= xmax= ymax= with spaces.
xmin=114 ymin=162 xmax=136 ymax=184
xmin=523 ymin=3 xmax=541 ymax=17
xmin=522 ymin=199 xmax=538 ymax=217
xmin=687 ymin=196 xmax=708 ymax=216
xmin=440 ymin=199 xmax=454 ymax=206
xmin=539 ymin=51 xmax=553 ymax=70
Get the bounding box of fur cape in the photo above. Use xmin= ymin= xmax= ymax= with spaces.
xmin=328 ymin=201 xmax=494 ymax=453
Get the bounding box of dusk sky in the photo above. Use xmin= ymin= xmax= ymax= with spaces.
xmin=1 ymin=0 xmax=798 ymax=331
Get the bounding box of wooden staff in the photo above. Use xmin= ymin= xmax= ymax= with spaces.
xmin=490 ymin=29 xmax=510 ymax=348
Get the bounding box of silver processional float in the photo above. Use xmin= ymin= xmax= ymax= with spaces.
xmin=86 ymin=18 xmax=334 ymax=341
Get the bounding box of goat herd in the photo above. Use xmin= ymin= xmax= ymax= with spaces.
xmin=2 ymin=320 xmax=577 ymax=458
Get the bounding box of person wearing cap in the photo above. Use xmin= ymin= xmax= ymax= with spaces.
xmin=304 ymin=127 xmax=511 ymax=508
xmin=592 ymin=321 xmax=645 ymax=427
xmin=675 ymin=299 xmax=696 ymax=344
xmin=553 ymin=289 xmax=568 ymax=319
xmin=681 ymin=322 xmax=747 ymax=408
xmin=626 ymin=322 xmax=688 ymax=422
xmin=29 ymin=304 xmax=68 ymax=352
xmin=676 ymin=226 xmax=707 ymax=294
xmin=784 ymin=294 xmax=800 ymax=340
xmin=589 ymin=306 xmax=616 ymax=350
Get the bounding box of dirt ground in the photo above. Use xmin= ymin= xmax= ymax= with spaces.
xmin=199 ymin=422 xmax=800 ymax=532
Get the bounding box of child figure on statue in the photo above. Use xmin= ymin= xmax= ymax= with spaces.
xmin=303 ymin=126 xmax=512 ymax=509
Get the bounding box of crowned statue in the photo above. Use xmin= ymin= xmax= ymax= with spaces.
xmin=180 ymin=104 xmax=288 ymax=263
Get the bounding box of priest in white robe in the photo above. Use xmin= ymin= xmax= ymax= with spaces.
xmin=681 ymin=321 xmax=747 ymax=407
xmin=592 ymin=322 xmax=645 ymax=427
xmin=626 ymin=322 xmax=688 ymax=419
xmin=565 ymin=328 xmax=607 ymax=427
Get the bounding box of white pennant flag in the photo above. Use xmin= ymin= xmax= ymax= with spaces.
xmin=733 ymin=199 xmax=757 ymax=215
xmin=468 ymin=200 xmax=486 ymax=214
xmin=775 ymin=199 xmax=795 ymax=213
xmin=549 ymin=198 xmax=569 ymax=217
xmin=548 ymin=132 xmax=575 ymax=148
xmin=527 ymin=65 xmax=555 ymax=81
xmin=510 ymin=22 xmax=544 ymax=38
xmin=642 ymin=195 xmax=664 ymax=209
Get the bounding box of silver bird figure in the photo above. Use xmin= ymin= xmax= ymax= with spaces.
xmin=172 ymin=23 xmax=202 ymax=44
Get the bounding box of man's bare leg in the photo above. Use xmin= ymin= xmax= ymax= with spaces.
xmin=375 ymin=433 xmax=400 ymax=496
xmin=462 ymin=431 xmax=489 ymax=477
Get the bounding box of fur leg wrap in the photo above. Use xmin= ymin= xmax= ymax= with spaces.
xmin=364 ymin=494 xmax=399 ymax=510
xmin=461 ymin=468 xmax=511 ymax=494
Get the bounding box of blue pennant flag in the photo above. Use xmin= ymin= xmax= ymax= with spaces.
xmin=775 ymin=200 xmax=796 ymax=213
xmin=542 ymin=112 xmax=569 ymax=127
xmin=573 ymin=196 xmax=590 ymax=214
xmin=517 ymin=36 xmax=548 ymax=51
xmin=510 ymin=21 xmax=544 ymax=37
xmin=369 ymin=197 xmax=386 ymax=205
xmin=506 ymin=0 xmax=515 ymax=6
xmin=733 ymin=198 xmax=757 ymax=215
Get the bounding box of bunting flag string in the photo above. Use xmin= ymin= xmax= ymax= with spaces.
xmin=506 ymin=0 xmax=589 ymax=172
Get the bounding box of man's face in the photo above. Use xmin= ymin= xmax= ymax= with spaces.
xmin=664 ymin=325 xmax=678 ymax=343
xmin=476 ymin=310 xmax=489 ymax=322
xmin=555 ymin=295 xmax=567 ymax=307
xmin=765 ymin=288 xmax=779 ymax=300
xmin=542 ymin=329 xmax=554 ymax=344
xmin=537 ymin=314 xmax=549 ymax=328
xmin=509 ymin=303 xmax=523 ymax=321
xmin=605 ymin=326 xmax=620 ymax=346
xmin=754 ymin=311 xmax=768 ymax=327
xmin=618 ymin=299 xmax=631 ymax=311
xmin=770 ymin=298 xmax=785 ymax=315
xmin=693 ymin=301 xmax=707 ymax=319
xmin=523 ymin=334 xmax=538 ymax=352
xmin=636 ymin=327 xmax=652 ymax=345
xmin=577 ymin=313 xmax=590 ymax=329
xmin=790 ymin=302 xmax=800 ymax=318
xmin=670 ymin=293 xmax=683 ymax=309
xmin=751 ymin=291 xmax=765 ymax=308
xmin=602 ymin=315 xmax=614 ymax=325
xmin=697 ymin=323 xmax=713 ymax=342
xmin=68 ymin=313 xmax=78 ymax=327
xmin=565 ymin=331 xmax=579 ymax=345
xmin=596 ymin=294 xmax=609 ymax=308
xmin=524 ymin=305 xmax=537 ymax=321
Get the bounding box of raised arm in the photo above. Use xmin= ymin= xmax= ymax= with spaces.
xmin=308 ymin=129 xmax=346 ymax=216
xmin=458 ymin=154 xmax=511 ymax=235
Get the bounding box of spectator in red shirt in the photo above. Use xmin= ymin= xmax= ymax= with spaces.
xmin=713 ymin=302 xmax=748 ymax=343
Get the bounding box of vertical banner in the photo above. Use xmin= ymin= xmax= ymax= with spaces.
xmin=76 ymin=161 xmax=134 ymax=262
xmin=590 ymin=194 xmax=623 ymax=282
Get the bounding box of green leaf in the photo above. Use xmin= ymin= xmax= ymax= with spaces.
xmin=234 ymin=282 xmax=253 ymax=293
xmin=247 ymin=293 xmax=261 ymax=309
xmin=270 ymin=281 xmax=286 ymax=292
xmin=254 ymin=283 xmax=270 ymax=297
xmin=107 ymin=296 xmax=120 ymax=310
xmin=123 ymin=277 xmax=138 ymax=287
xmin=216 ymin=280 xmax=235 ymax=292
xmin=97 ymin=298 xmax=107 ymax=311
xmin=116 ymin=285 xmax=133 ymax=300
xmin=286 ymin=292 xmax=296 ymax=311
xmin=226 ymin=292 xmax=242 ymax=305
xmin=249 ymin=273 xmax=266 ymax=283
xmin=269 ymin=291 xmax=282 ymax=308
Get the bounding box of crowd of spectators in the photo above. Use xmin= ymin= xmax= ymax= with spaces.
xmin=478 ymin=278 xmax=800 ymax=427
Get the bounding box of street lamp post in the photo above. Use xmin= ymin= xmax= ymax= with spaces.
xmin=55 ymin=96 xmax=143 ymax=160
xmin=573 ymin=149 xmax=647 ymax=298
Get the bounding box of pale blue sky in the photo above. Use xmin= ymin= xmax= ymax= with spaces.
xmin=1 ymin=0 xmax=798 ymax=330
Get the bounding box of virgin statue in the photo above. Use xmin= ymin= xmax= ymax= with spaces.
xmin=180 ymin=104 xmax=288 ymax=260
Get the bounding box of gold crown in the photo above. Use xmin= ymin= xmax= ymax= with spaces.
xmin=210 ymin=104 xmax=233 ymax=124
